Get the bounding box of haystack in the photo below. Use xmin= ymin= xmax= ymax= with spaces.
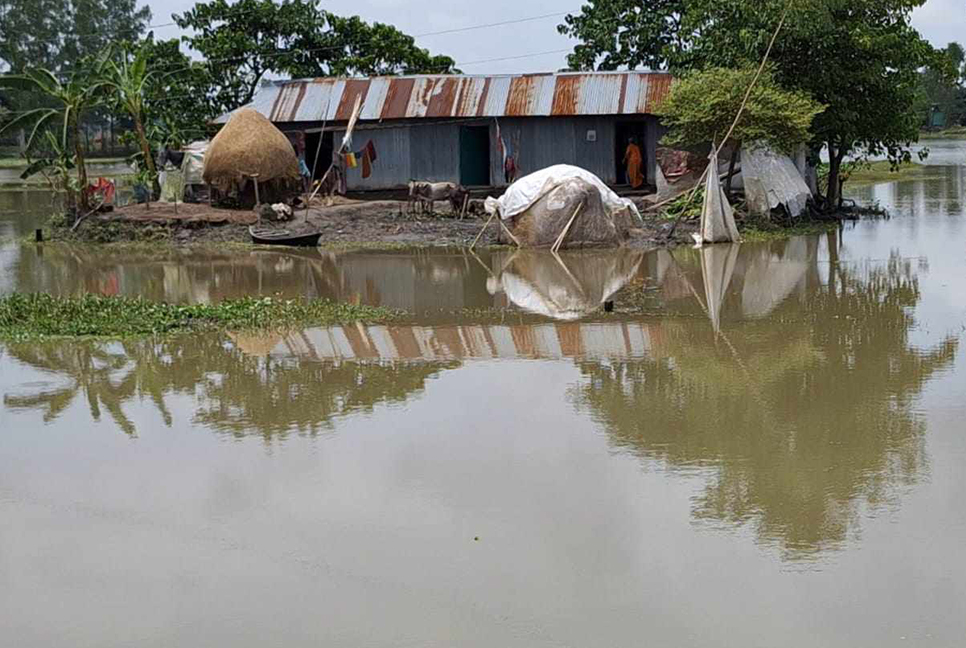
xmin=203 ymin=108 xmax=300 ymax=204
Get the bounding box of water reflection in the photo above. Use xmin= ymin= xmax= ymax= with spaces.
xmin=3 ymin=337 xmax=457 ymax=442
xmin=6 ymin=244 xmax=647 ymax=323
xmin=3 ymin=234 xmax=956 ymax=561
xmin=487 ymin=249 xmax=643 ymax=320
xmin=575 ymin=241 xmax=958 ymax=559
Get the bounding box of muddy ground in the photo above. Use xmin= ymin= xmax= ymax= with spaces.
xmin=58 ymin=197 xmax=698 ymax=248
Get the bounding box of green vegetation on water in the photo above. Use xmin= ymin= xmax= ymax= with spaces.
xmin=844 ymin=161 xmax=941 ymax=187
xmin=919 ymin=126 xmax=966 ymax=140
xmin=740 ymin=221 xmax=841 ymax=242
xmin=0 ymin=293 xmax=399 ymax=341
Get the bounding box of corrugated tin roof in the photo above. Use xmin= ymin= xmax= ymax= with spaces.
xmin=216 ymin=72 xmax=672 ymax=124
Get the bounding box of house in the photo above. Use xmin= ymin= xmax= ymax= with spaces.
xmin=218 ymin=71 xmax=673 ymax=192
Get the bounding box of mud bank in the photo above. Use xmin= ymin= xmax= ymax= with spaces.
xmin=51 ymin=197 xmax=699 ymax=249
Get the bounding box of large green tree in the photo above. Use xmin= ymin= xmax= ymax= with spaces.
xmin=174 ymin=0 xmax=457 ymax=114
xmin=0 ymin=0 xmax=151 ymax=149
xmin=560 ymin=0 xmax=940 ymax=208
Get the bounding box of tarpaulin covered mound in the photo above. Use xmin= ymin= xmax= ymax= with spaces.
xmin=486 ymin=165 xmax=641 ymax=249
xmin=204 ymin=108 xmax=300 ymax=204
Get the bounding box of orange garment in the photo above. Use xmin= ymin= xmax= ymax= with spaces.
xmin=624 ymin=143 xmax=644 ymax=189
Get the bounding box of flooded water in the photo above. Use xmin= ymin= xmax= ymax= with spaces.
xmin=2 ymin=143 xmax=966 ymax=647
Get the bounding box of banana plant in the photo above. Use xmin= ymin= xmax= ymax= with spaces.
xmin=0 ymin=67 xmax=106 ymax=212
xmin=101 ymin=44 xmax=160 ymax=196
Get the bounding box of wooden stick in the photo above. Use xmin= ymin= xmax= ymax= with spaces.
xmin=498 ymin=216 xmax=522 ymax=247
xmin=552 ymin=202 xmax=584 ymax=254
xmin=460 ymin=193 xmax=469 ymax=220
xmin=470 ymin=211 xmax=496 ymax=250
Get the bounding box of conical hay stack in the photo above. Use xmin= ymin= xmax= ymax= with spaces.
xmin=203 ymin=108 xmax=300 ymax=191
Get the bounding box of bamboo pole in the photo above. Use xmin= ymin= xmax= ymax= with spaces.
xmin=498 ymin=216 xmax=522 ymax=247
xmin=551 ymin=202 xmax=584 ymax=254
xmin=470 ymin=212 xmax=496 ymax=250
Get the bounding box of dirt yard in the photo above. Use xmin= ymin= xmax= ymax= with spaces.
xmin=63 ymin=196 xmax=694 ymax=248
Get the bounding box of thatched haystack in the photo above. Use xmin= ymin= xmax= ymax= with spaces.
xmin=204 ymin=108 xmax=300 ymax=206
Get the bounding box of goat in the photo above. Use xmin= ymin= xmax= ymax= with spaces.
xmin=408 ymin=181 xmax=467 ymax=217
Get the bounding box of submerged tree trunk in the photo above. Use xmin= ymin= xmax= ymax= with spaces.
xmin=826 ymin=145 xmax=844 ymax=212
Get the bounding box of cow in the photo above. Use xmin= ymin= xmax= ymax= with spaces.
xmin=408 ymin=181 xmax=470 ymax=218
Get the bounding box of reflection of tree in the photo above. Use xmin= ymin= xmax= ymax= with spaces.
xmin=3 ymin=334 xmax=455 ymax=442
xmin=3 ymin=344 xmax=141 ymax=436
xmin=10 ymin=245 xmax=343 ymax=303
xmin=574 ymin=252 xmax=958 ymax=559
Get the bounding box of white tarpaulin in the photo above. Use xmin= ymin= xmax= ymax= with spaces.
xmin=485 ymin=165 xmax=641 ymax=222
xmin=698 ymin=155 xmax=740 ymax=244
xmin=742 ymin=145 xmax=812 ymax=218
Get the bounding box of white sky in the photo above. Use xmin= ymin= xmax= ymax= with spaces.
xmin=142 ymin=0 xmax=965 ymax=76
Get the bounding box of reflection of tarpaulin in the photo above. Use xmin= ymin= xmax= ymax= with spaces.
xmin=738 ymin=236 xmax=813 ymax=317
xmin=489 ymin=249 xmax=644 ymax=321
xmin=229 ymin=322 xmax=657 ymax=362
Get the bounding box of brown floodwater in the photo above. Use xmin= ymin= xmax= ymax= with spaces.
xmin=2 ymin=148 xmax=966 ymax=647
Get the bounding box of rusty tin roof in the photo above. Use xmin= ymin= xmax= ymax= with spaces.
xmin=217 ymin=72 xmax=673 ymax=124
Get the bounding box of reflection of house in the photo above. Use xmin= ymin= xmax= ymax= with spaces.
xmin=333 ymin=253 xmax=496 ymax=312
xmin=218 ymin=72 xmax=671 ymax=191
xmin=238 ymin=322 xmax=658 ymax=362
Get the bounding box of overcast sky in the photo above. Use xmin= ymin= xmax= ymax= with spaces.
xmin=143 ymin=0 xmax=965 ymax=76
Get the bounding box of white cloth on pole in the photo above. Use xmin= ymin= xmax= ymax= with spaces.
xmin=699 ymin=155 xmax=740 ymax=244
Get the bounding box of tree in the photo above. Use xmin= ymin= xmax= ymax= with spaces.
xmin=133 ymin=37 xmax=217 ymax=146
xmin=0 ymin=67 xmax=105 ymax=211
xmin=917 ymin=42 xmax=965 ymax=129
xmin=560 ymin=0 xmax=941 ymax=209
xmin=59 ymin=0 xmax=152 ymax=65
xmin=286 ymin=13 xmax=459 ymax=78
xmin=657 ymin=66 xmax=824 ymax=190
xmin=174 ymin=0 xmax=457 ymax=113
xmin=1 ymin=0 xmax=150 ymax=155
xmin=102 ymin=44 xmax=158 ymax=190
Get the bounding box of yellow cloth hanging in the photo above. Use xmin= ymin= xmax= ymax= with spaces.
xmin=345 ymin=152 xmax=358 ymax=168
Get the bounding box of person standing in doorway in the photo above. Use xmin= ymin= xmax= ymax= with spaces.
xmin=623 ymin=137 xmax=644 ymax=189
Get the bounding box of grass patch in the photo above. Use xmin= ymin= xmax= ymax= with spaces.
xmin=843 ymin=160 xmax=940 ymax=187
xmin=0 ymin=293 xmax=400 ymax=341
xmin=919 ymin=126 xmax=966 ymax=140
xmin=739 ymin=219 xmax=841 ymax=242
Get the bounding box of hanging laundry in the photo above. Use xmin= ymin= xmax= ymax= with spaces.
xmin=504 ymin=156 xmax=517 ymax=184
xmin=365 ymin=140 xmax=378 ymax=163
xmin=345 ymin=152 xmax=358 ymax=168
xmin=361 ymin=148 xmax=372 ymax=179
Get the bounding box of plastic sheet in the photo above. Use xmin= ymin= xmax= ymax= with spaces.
xmin=742 ymin=145 xmax=812 ymax=218
xmin=485 ymin=164 xmax=640 ymax=222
